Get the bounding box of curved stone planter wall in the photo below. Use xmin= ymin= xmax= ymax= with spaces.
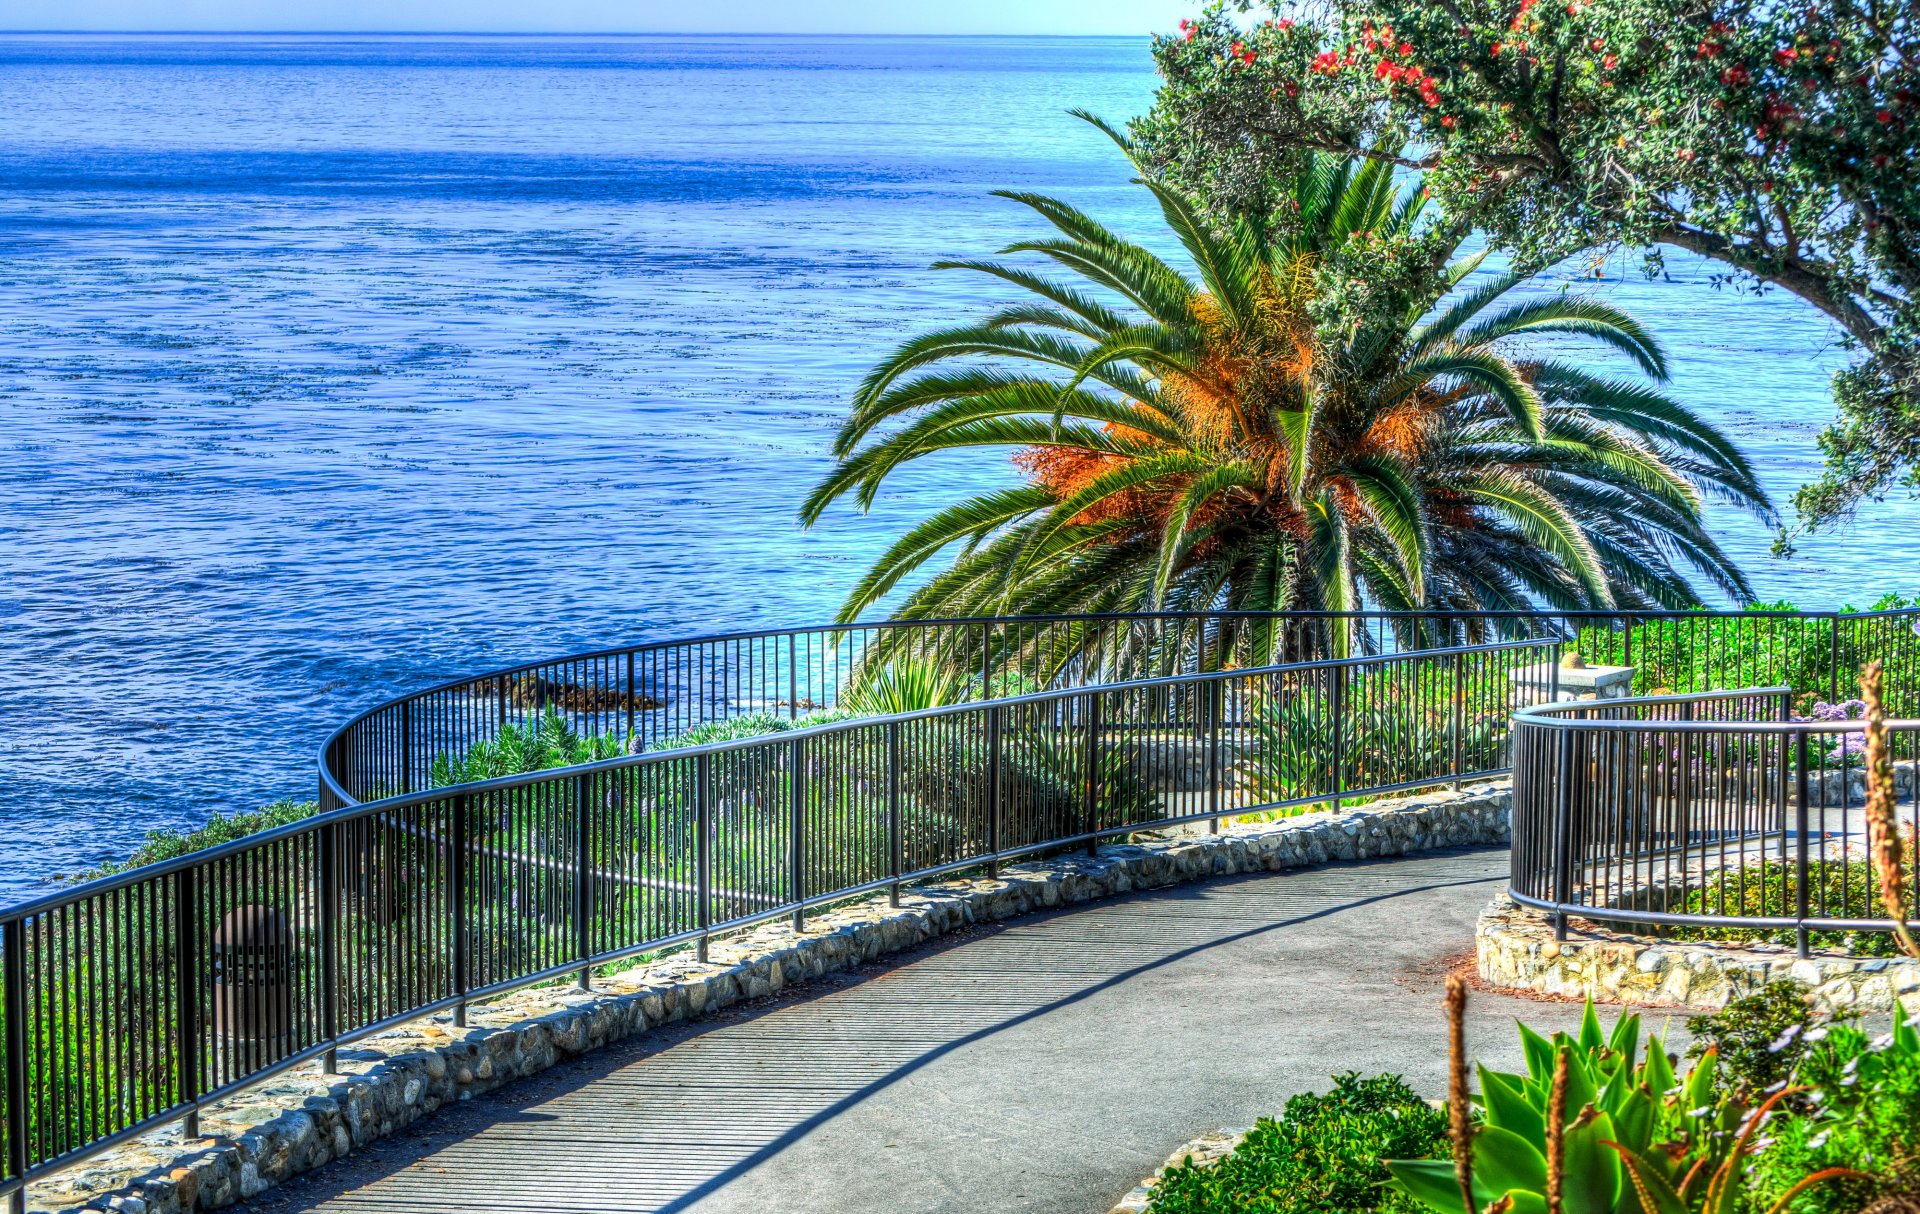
xmin=1476 ymin=893 xmax=1920 ymax=1012
xmin=44 ymin=782 xmax=1510 ymax=1214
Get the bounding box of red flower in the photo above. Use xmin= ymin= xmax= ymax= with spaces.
xmin=1676 ymin=147 xmax=1697 ymax=161
xmin=1589 ymin=38 xmax=1605 ymax=52
xmin=1441 ymin=114 xmax=1458 ymax=128
xmin=1398 ymin=41 xmax=1413 ymax=56
xmin=1875 ymin=153 xmax=1891 ymax=167
xmin=1774 ymin=47 xmax=1798 ymax=65
xmin=1603 ymin=53 xmax=1618 ymax=69
xmin=1183 ymin=26 xmax=1196 ymax=41
xmin=1312 ymin=50 xmax=1341 ymax=73
xmin=1284 ymin=81 xmax=1299 ymax=97
xmin=1721 ymin=64 xmax=1750 ymax=87
xmin=1878 ymin=109 xmax=1894 ymax=124
xmin=1376 ymin=59 xmax=1398 ymax=80
xmin=1278 ymin=18 xmax=1293 ymax=29
xmin=1490 ymin=41 xmax=1503 ymax=55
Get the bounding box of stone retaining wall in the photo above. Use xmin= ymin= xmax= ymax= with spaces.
xmin=1476 ymin=892 xmax=1920 ymax=1011
xmin=41 ymin=781 xmax=1510 ymax=1214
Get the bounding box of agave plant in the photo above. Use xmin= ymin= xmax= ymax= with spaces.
xmin=1389 ymin=999 xmax=1862 ymax=1214
xmin=803 ymin=115 xmax=1770 ymax=655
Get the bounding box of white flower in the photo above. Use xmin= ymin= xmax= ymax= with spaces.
xmin=1768 ymin=1025 xmax=1803 ymax=1053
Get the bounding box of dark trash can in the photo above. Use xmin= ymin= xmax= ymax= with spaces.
xmin=211 ymin=904 xmax=294 ymax=1057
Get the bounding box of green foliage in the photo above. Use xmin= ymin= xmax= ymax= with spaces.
xmin=804 ymin=115 xmax=1768 ymax=638
xmin=1750 ymin=1004 xmax=1920 ymax=1214
xmin=1664 ymin=857 xmax=1917 ymax=958
xmin=1148 ymin=1073 xmax=1447 ymax=1214
xmin=429 ymin=707 xmax=627 ymax=785
xmin=1386 ymin=998 xmax=1864 ymax=1214
xmin=1239 ymin=667 xmax=1497 ymax=807
xmin=1136 ymin=1 xmax=1917 ymax=535
xmin=76 ymin=797 xmax=319 ymax=879
xmin=841 ymin=656 xmax=974 ymax=716
xmin=1685 ymin=983 xmax=1831 ymax=1104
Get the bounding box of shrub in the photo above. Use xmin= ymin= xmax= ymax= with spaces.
xmin=1684 ymin=982 xmax=1833 ymax=1103
xmin=429 ymin=707 xmax=626 ymax=784
xmin=76 ymin=797 xmax=319 ymax=880
xmin=1664 ymin=856 xmax=1917 ymax=958
xmin=1750 ymin=1003 xmax=1920 ymax=1214
xmin=1149 ymin=1073 xmax=1446 ymax=1214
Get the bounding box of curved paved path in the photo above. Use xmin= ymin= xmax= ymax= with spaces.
xmin=236 ymin=849 xmax=1627 ymax=1214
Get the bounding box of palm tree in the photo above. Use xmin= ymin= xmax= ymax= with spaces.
xmin=801 ymin=115 xmax=1772 ymax=657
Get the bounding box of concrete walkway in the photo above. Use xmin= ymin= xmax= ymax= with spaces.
xmin=235 ymin=849 xmax=1647 ymax=1214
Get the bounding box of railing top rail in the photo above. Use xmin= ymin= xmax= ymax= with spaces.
xmin=1513 ymin=684 xmax=1920 ymax=733
xmin=22 ymin=635 xmax=1562 ymax=925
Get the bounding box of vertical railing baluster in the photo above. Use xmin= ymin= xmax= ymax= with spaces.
xmin=1452 ymin=650 xmax=1466 ymax=788
xmin=887 ymin=721 xmax=903 ymax=908
xmin=696 ymin=754 xmax=712 ymax=963
xmin=626 ymin=649 xmax=637 ymax=743
xmin=450 ymin=795 xmax=469 ymax=1027
xmin=1329 ymin=664 xmax=1345 ymax=809
xmin=790 ymin=736 xmax=807 ymax=932
xmin=400 ymin=700 xmax=413 ymax=795
xmin=174 ymin=866 xmax=201 ymax=1140
xmin=1207 ymin=678 xmax=1222 ymax=833
xmin=575 ymin=774 xmax=592 ymax=991
xmin=318 ymin=822 xmax=340 ymax=1068
xmin=4 ymin=916 xmax=27 ymax=1213
xmin=986 ymin=704 xmax=1003 ymax=878
xmin=1795 ymin=727 xmax=1812 ymax=959
xmin=1553 ymin=728 xmax=1576 ymax=942
xmin=1083 ymin=693 xmax=1102 ymax=854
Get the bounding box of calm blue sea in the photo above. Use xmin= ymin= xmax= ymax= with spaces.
xmin=0 ymin=32 xmax=1902 ymax=901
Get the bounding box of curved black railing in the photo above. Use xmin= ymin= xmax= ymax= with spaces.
xmin=6 ymin=605 xmax=1920 ymax=1207
xmin=1510 ymin=660 xmax=1920 ymax=953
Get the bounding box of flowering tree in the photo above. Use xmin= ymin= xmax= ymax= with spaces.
xmin=1134 ymin=0 xmax=1918 ymax=538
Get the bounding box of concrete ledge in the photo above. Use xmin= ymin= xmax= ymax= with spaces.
xmin=42 ymin=781 xmax=1511 ymax=1214
xmin=1476 ymin=892 xmax=1920 ymax=1011
xmin=1107 ymin=1126 xmax=1251 ymax=1214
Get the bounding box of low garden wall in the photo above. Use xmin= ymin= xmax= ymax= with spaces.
xmin=1476 ymin=892 xmax=1920 ymax=1011
xmin=42 ymin=781 xmax=1512 ymax=1214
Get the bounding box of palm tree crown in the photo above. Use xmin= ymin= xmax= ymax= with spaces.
xmin=802 ymin=115 xmax=1772 ymax=636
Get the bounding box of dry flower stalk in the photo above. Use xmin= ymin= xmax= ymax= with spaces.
xmin=1545 ymin=1046 xmax=1567 ymax=1214
xmin=1445 ymin=973 xmax=1476 ymax=1214
xmin=1861 ymin=660 xmax=1920 ymax=959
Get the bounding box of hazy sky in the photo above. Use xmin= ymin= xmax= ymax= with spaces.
xmin=1 ymin=0 xmax=1198 ymax=35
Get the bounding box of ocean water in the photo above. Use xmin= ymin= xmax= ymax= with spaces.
xmin=0 ymin=32 xmax=1904 ymax=902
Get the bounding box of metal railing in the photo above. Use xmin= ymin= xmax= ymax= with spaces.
xmin=6 ymin=604 xmax=1920 ymax=1208
xmin=1511 ymin=677 xmax=1920 ymax=955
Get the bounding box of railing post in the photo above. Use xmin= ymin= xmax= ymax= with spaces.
xmin=318 ymin=822 xmax=341 ymax=1067
xmin=1083 ymin=694 xmax=1102 ymax=855
xmin=790 ymin=736 xmax=807 ymax=932
xmin=986 ymin=704 xmax=1003 ymax=878
xmin=788 ymin=636 xmax=798 ymax=721
xmin=174 ymin=866 xmax=202 ymax=1140
xmin=888 ymin=721 xmax=903 ymax=907
xmin=696 ymin=753 xmax=712 ymax=963
xmin=1552 ymin=728 xmax=1576 ymax=942
xmin=1794 ymin=727 xmax=1812 ymax=959
xmin=575 ymin=773 xmax=593 ymax=991
xmin=4 ymin=916 xmax=28 ymax=1209
xmin=1451 ymin=650 xmax=1466 ymax=789
xmin=450 ymin=795 xmax=469 ymax=1027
